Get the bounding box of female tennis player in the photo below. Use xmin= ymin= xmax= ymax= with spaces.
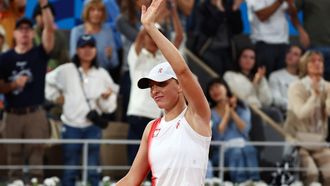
xmin=116 ymin=0 xmax=211 ymax=185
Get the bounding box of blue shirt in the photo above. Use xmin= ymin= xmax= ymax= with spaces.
xmin=70 ymin=23 xmax=119 ymax=70
xmin=83 ymin=0 xmax=122 ymax=48
xmin=211 ymin=106 xmax=251 ymax=142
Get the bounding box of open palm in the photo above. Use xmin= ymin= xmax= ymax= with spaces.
xmin=141 ymin=0 xmax=165 ymax=25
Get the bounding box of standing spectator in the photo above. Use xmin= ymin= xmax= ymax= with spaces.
xmin=45 ymin=34 xmax=118 ymax=186
xmin=70 ymin=0 xmax=119 ymax=82
xmin=0 ymin=0 xmax=26 ymax=48
xmin=176 ymin=0 xmax=194 ymax=29
xmin=84 ymin=0 xmax=123 ymax=81
xmin=0 ymin=0 xmax=54 ymax=181
xmin=246 ymin=0 xmax=308 ymax=76
xmin=193 ymin=0 xmax=243 ymax=76
xmin=224 ymin=48 xmax=283 ymax=153
xmin=269 ymin=45 xmax=303 ymax=113
xmin=32 ymin=2 xmax=70 ymax=71
xmin=102 ymin=0 xmax=122 ymax=53
xmin=207 ymin=78 xmax=260 ymax=183
xmin=295 ymin=0 xmax=330 ymax=81
xmin=284 ymin=50 xmax=330 ymax=185
xmin=116 ymin=0 xmax=142 ymax=121
xmin=0 ymin=25 xmax=9 ymax=53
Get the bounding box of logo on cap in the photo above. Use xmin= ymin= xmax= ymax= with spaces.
xmin=82 ymin=35 xmax=92 ymax=41
xmin=158 ymin=68 xmax=163 ymax=74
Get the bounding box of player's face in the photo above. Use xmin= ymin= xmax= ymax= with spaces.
xmin=150 ymin=79 xmax=181 ymax=110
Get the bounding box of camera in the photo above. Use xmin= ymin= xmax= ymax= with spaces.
xmin=86 ymin=110 xmax=108 ymax=129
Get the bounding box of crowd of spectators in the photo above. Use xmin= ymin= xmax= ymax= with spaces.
xmin=0 ymin=0 xmax=330 ymax=185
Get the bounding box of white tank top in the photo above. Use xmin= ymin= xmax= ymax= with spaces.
xmin=148 ymin=108 xmax=211 ymax=186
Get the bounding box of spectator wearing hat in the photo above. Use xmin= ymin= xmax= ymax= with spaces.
xmin=32 ymin=2 xmax=70 ymax=71
xmin=0 ymin=0 xmax=54 ymax=182
xmin=46 ymin=34 xmax=119 ymax=186
xmin=284 ymin=50 xmax=330 ymax=185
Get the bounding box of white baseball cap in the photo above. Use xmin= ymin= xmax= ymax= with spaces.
xmin=138 ymin=62 xmax=178 ymax=89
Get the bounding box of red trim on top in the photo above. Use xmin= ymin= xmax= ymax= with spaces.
xmin=147 ymin=118 xmax=161 ymax=186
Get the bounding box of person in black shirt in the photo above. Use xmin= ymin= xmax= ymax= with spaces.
xmin=0 ymin=0 xmax=54 ymax=182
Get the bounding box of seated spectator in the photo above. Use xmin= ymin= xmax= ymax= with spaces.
xmin=45 ymin=34 xmax=119 ymax=186
xmin=223 ymin=47 xmax=282 ymax=117
xmin=269 ymin=45 xmax=303 ymax=113
xmin=223 ymin=47 xmax=283 ymax=151
xmin=0 ymin=25 xmax=9 ymax=53
xmin=284 ymin=50 xmax=330 ymax=185
xmin=70 ymin=0 xmax=119 ymax=81
xmin=32 ymin=2 xmax=70 ymax=71
xmin=207 ymin=78 xmax=260 ymax=183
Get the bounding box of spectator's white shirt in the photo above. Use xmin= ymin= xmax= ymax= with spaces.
xmin=246 ymin=0 xmax=289 ymax=44
xmin=223 ymin=71 xmax=273 ymax=108
xmin=269 ymin=69 xmax=299 ymax=111
xmin=127 ymin=44 xmax=164 ymax=119
xmin=45 ymin=63 xmax=119 ymax=128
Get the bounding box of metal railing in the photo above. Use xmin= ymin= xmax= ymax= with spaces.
xmin=0 ymin=139 xmax=329 ymax=185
